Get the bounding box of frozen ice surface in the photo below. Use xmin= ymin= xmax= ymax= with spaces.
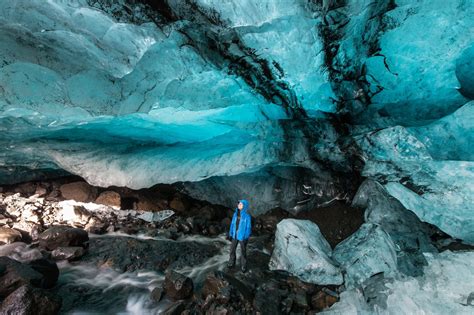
xmin=321 ymin=251 xmax=474 ymax=315
xmin=269 ymin=219 xmax=343 ymax=285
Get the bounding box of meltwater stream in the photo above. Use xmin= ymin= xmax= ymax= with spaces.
xmin=53 ymin=233 xmax=231 ymax=314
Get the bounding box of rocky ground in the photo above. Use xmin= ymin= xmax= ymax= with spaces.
xmin=0 ymin=176 xmax=368 ymax=314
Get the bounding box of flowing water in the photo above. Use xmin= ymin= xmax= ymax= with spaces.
xmin=52 ymin=232 xmax=232 ymax=314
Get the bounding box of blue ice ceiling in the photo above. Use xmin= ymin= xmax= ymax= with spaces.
xmin=0 ymin=0 xmax=473 ymax=241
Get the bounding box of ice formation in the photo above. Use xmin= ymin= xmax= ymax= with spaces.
xmin=332 ymin=223 xmax=398 ymax=289
xmin=269 ymin=219 xmax=343 ymax=285
xmin=0 ymin=0 xmax=473 ymax=266
xmin=322 ymin=251 xmax=474 ymax=315
xmin=1 ymin=0 xmax=473 ymax=313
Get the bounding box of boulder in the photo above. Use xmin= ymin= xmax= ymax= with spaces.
xmin=0 ymin=227 xmax=22 ymax=244
xmin=59 ymin=204 xmax=92 ymax=224
xmin=332 ymin=223 xmax=398 ymax=288
xmin=169 ymin=196 xmax=188 ymax=213
xmin=0 ymin=284 xmax=62 ymax=315
xmin=51 ymin=246 xmax=85 ymax=261
xmin=269 ymin=219 xmax=343 ymax=285
xmin=202 ymin=272 xmax=232 ymax=304
xmin=13 ymin=182 xmax=37 ymax=196
xmin=27 ymin=259 xmax=59 ymax=289
xmin=59 ymin=181 xmax=98 ymax=202
xmin=0 ymin=257 xmax=44 ymax=297
xmin=253 ymin=285 xmax=281 ymax=314
xmin=95 ymin=191 xmax=121 ymax=208
xmin=0 ymin=242 xmax=43 ymax=263
xmin=150 ymin=287 xmax=164 ymax=302
xmin=38 ymin=226 xmax=89 ymax=250
xmin=163 ymin=270 xmax=194 ymax=300
xmin=12 ymin=221 xmax=42 ymax=242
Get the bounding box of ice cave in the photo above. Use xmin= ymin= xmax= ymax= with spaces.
xmin=0 ymin=0 xmax=473 ymax=314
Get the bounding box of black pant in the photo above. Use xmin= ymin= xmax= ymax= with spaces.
xmin=228 ymin=238 xmax=247 ymax=268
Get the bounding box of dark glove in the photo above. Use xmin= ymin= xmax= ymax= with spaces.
xmin=226 ymin=235 xmax=231 ymax=241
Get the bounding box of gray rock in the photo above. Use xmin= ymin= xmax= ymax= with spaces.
xmin=38 ymin=226 xmax=89 ymax=250
xmin=27 ymin=259 xmax=59 ymax=289
xmin=51 ymin=246 xmax=85 ymax=261
xmin=0 ymin=257 xmax=44 ymax=297
xmin=0 ymin=284 xmax=62 ymax=315
xmin=12 ymin=221 xmax=42 ymax=242
xmin=80 ymin=235 xmax=220 ymax=272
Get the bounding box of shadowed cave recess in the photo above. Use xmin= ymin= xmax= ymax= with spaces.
xmin=0 ymin=0 xmax=473 ymax=314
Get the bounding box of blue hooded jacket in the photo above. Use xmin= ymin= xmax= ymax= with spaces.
xmin=229 ymin=199 xmax=252 ymax=241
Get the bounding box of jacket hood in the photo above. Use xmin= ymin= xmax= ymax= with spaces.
xmin=237 ymin=199 xmax=249 ymax=213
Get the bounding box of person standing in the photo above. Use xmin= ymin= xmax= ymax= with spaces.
xmin=227 ymin=199 xmax=252 ymax=272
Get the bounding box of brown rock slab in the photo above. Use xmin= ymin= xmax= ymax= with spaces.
xmin=95 ymin=191 xmax=121 ymax=208
xmin=0 ymin=227 xmax=22 ymax=244
xmin=59 ymin=181 xmax=98 ymax=202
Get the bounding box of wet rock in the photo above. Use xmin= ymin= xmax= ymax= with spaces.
xmin=81 ymin=235 xmax=220 ymax=272
xmin=290 ymin=291 xmax=310 ymax=311
xmin=163 ymin=270 xmax=194 ymax=300
xmin=0 ymin=257 xmax=44 ymax=297
xmin=38 ymin=226 xmax=89 ymax=251
xmin=150 ymin=286 xmax=164 ymax=302
xmin=0 ymin=242 xmax=44 ymax=263
xmin=0 ymin=284 xmax=62 ymax=315
xmin=253 ymin=283 xmax=282 ymax=314
xmin=0 ymin=242 xmax=28 ymax=256
xmin=59 ymin=181 xmax=98 ymax=202
xmin=311 ymin=288 xmax=339 ymax=311
xmin=27 ymin=259 xmax=59 ymax=289
xmin=12 ymin=221 xmax=42 ymax=243
xmin=162 ymin=301 xmax=186 ymax=315
xmin=51 ymin=246 xmax=85 ymax=261
xmin=269 ymin=219 xmax=343 ymax=285
xmin=0 ymin=226 xmax=22 ymax=244
xmin=95 ymin=191 xmax=121 ymax=208
xmin=202 ymin=272 xmax=232 ymax=304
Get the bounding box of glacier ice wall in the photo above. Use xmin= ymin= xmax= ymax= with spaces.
xmin=0 ymin=0 xmax=473 ymax=231
xmin=0 ymin=0 xmax=356 ymax=214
